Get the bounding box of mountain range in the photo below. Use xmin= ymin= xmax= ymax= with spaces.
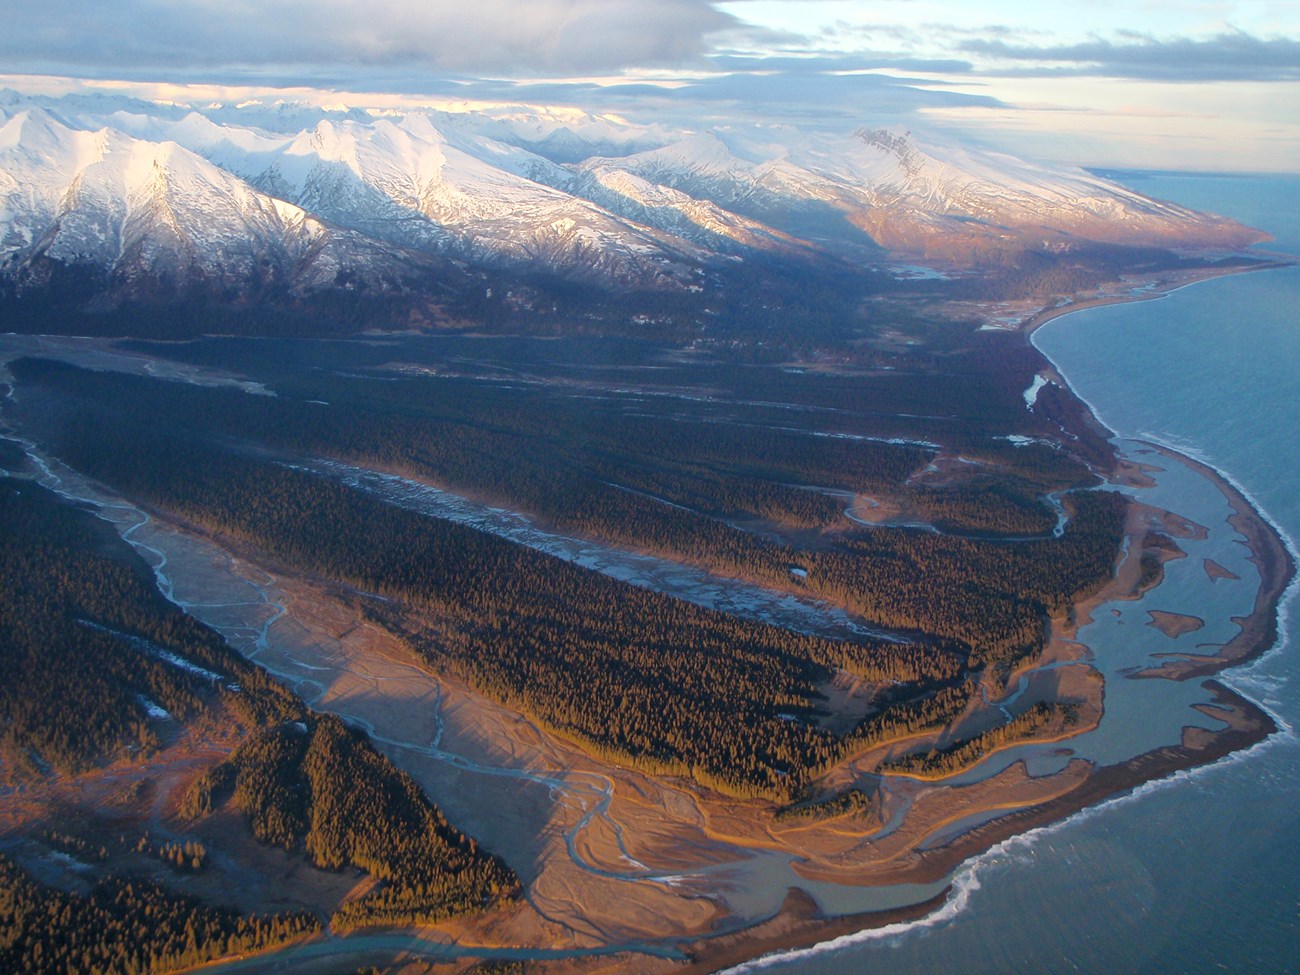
xmin=0 ymin=90 xmax=1266 ymax=328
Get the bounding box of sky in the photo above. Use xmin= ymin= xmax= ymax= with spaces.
xmin=2 ymin=0 xmax=1298 ymax=170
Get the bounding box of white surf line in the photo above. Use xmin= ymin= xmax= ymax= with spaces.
xmin=735 ymin=714 xmax=1300 ymax=974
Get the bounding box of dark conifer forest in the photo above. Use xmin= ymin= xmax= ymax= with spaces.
xmin=0 ymin=475 xmax=517 ymax=953
xmin=8 ymin=350 xmax=1122 ymax=798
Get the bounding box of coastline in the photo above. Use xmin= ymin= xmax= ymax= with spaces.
xmin=1019 ymin=258 xmax=1291 ymax=338
xmin=672 ymin=888 xmax=952 ymax=975
xmin=3 ymin=258 xmax=1294 ymax=975
xmin=1135 ymin=442 xmax=1297 ymax=680
xmin=667 ymin=267 xmax=1296 ymax=974
xmin=669 ymin=695 xmax=1273 ymax=975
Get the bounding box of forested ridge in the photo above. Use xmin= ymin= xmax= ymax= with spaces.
xmin=182 ymin=716 xmax=518 ymax=929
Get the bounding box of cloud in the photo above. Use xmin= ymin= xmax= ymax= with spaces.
xmin=960 ymin=30 xmax=1300 ymax=82
xmin=708 ymin=52 xmax=974 ymax=75
xmin=0 ymin=0 xmax=739 ymax=76
xmin=419 ymin=61 xmax=1003 ymax=130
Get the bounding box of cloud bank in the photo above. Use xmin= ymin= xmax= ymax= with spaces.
xmin=3 ymin=0 xmax=738 ymax=75
xmin=962 ymin=30 xmax=1300 ymax=82
xmin=4 ymin=1 xmax=1295 ymax=170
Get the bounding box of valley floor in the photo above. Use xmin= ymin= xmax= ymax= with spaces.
xmin=0 ymin=264 xmax=1291 ymax=974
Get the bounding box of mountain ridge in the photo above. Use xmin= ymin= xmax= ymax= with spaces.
xmin=0 ymin=91 xmax=1268 ymax=333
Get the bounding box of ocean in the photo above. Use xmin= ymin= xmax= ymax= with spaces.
xmin=738 ymin=174 xmax=1300 ymax=974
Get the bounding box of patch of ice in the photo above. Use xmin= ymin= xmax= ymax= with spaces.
xmin=79 ymin=619 xmax=226 ymax=682
xmin=1023 ymin=374 xmax=1049 ymax=409
xmin=138 ymin=695 xmax=171 ymax=720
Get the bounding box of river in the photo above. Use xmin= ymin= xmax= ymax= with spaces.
xmin=732 ymin=174 xmax=1300 ymax=974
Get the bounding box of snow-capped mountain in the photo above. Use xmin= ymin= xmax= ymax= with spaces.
xmin=241 ymin=114 xmax=707 ymax=287
xmin=567 ymin=163 xmax=818 ymax=256
xmin=0 ymin=89 xmax=1266 ymax=326
xmin=592 ymin=126 xmax=1264 ymax=259
xmin=0 ymin=109 xmax=454 ymax=307
xmin=839 ymin=128 xmax=1259 ymax=257
xmin=60 ymin=107 xmax=710 ymax=288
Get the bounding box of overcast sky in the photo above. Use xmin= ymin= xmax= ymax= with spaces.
xmin=3 ymin=0 xmax=1298 ymax=170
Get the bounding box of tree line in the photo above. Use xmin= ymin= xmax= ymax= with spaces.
xmin=0 ymin=853 xmax=318 ymax=975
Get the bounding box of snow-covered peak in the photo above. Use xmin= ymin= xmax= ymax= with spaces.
xmin=0 ymin=108 xmax=99 ymax=161
xmin=604 ymin=132 xmax=753 ymax=180
xmin=1 ymin=110 xmax=315 ymax=269
xmin=574 ymin=122 xmax=1263 ymax=256
xmin=567 ymin=162 xmax=810 ymax=255
xmin=0 ymin=88 xmax=1268 ymax=307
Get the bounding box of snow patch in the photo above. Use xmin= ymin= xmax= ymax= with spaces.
xmin=138 ymin=695 xmax=171 ymax=720
xmin=1023 ymin=374 xmax=1050 ymax=409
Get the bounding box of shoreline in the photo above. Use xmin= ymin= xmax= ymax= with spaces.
xmin=668 ymin=466 xmax=1286 ymax=970
xmin=1134 ymin=441 xmax=1297 ymax=681
xmin=4 ymin=259 xmax=1294 ymax=975
xmin=669 ymin=692 xmax=1274 ymax=974
xmin=648 ymin=437 xmax=1289 ymax=973
xmin=672 ymin=888 xmax=952 ymax=975
xmin=664 ymin=266 xmax=1296 ymax=973
xmin=1019 ymin=258 xmax=1291 ymax=339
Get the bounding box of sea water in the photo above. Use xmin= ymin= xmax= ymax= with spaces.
xmin=744 ymin=174 xmax=1300 ymax=974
